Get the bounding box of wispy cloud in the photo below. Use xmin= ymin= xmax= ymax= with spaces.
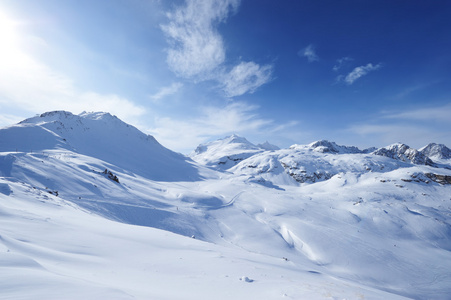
xmin=221 ymin=62 xmax=273 ymax=97
xmin=300 ymin=44 xmax=319 ymax=62
xmin=348 ymin=123 xmax=450 ymax=148
xmin=347 ymin=103 xmax=451 ymax=148
xmin=333 ymin=57 xmax=353 ymax=72
xmin=161 ymin=0 xmax=272 ymax=97
xmin=149 ymin=82 xmax=183 ymax=102
xmin=268 ymin=120 xmax=299 ymax=134
xmin=342 ymin=63 xmax=381 ymax=85
xmin=383 ymin=103 xmax=451 ymax=123
xmin=392 ymin=81 xmax=439 ymax=100
xmin=161 ymin=0 xmax=238 ymax=79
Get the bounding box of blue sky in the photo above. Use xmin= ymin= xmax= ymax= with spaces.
xmin=0 ymin=0 xmax=450 ymax=153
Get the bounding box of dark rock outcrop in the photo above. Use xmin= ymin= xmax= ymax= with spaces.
xmin=372 ymin=143 xmax=434 ymax=166
xmin=307 ymin=140 xmax=362 ymax=154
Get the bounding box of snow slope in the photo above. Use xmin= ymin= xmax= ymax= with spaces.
xmin=1 ymin=111 xmax=203 ymax=181
xmin=1 ymin=111 xmax=451 ymax=299
xmin=0 ymin=178 xmax=411 ymax=300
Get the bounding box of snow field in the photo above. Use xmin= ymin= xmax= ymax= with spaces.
xmin=1 ymin=111 xmax=451 ymax=299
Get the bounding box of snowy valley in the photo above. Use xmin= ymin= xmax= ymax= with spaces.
xmin=1 ymin=111 xmax=451 ymax=299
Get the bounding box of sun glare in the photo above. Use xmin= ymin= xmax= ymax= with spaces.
xmin=0 ymin=8 xmax=25 ymax=67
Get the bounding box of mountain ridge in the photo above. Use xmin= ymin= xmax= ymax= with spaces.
xmin=1 ymin=110 xmax=202 ymax=181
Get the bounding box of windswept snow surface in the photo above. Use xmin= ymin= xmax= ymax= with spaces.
xmin=1 ymin=111 xmax=451 ymax=299
xmin=0 ymin=178 xmax=411 ymax=300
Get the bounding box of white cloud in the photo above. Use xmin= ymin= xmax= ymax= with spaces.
xmin=149 ymin=82 xmax=183 ymax=101
xmin=343 ymin=63 xmax=381 ymax=85
xmin=300 ymin=44 xmax=319 ymax=62
xmin=383 ymin=103 xmax=451 ymax=123
xmin=333 ymin=57 xmax=353 ymax=72
xmin=221 ymin=62 xmax=273 ymax=97
xmin=268 ymin=120 xmax=299 ymax=134
xmin=161 ymin=0 xmax=272 ymax=97
xmin=392 ymin=82 xmax=438 ymax=100
xmin=199 ymin=102 xmax=272 ymax=132
xmin=161 ymin=0 xmax=239 ymax=79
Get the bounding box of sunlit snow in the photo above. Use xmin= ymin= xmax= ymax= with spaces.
xmin=1 ymin=111 xmax=451 ymax=299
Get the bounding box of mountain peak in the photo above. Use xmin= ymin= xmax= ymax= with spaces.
xmin=79 ymin=111 xmax=114 ymax=120
xmin=193 ymin=135 xmax=258 ymax=155
xmin=308 ymin=140 xmax=340 ymax=153
xmin=222 ymin=134 xmax=255 ymax=146
xmin=19 ymin=110 xmax=76 ymax=125
xmin=2 ymin=111 xmax=200 ymax=181
xmin=257 ymin=141 xmax=280 ymax=151
xmin=420 ymin=143 xmax=451 ymax=159
xmin=373 ymin=143 xmax=434 ymax=165
xmin=190 ymin=135 xmax=263 ymax=169
xmin=290 ymin=140 xmax=363 ymax=154
xmin=21 ymin=111 xmax=120 ymax=124
xmin=40 ymin=110 xmax=75 ymax=118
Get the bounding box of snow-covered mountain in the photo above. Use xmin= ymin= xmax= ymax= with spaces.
xmin=190 ymin=134 xmax=266 ymax=169
xmin=420 ymin=142 xmax=451 ymax=160
xmin=222 ymin=140 xmax=440 ymax=185
xmin=1 ymin=111 xmax=451 ymax=300
xmin=0 ymin=111 xmax=202 ymax=181
xmin=290 ymin=140 xmax=377 ymax=154
xmin=291 ymin=139 xmax=362 ymax=154
xmin=372 ymin=142 xmax=434 ymax=166
xmin=256 ymin=141 xmax=280 ymax=151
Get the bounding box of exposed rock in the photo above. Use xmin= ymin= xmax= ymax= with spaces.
xmin=396 ymin=172 xmax=451 ymax=185
xmin=103 ymin=169 xmax=120 ymax=183
xmin=292 ymin=140 xmax=363 ymax=154
xmin=362 ymin=147 xmax=377 ymax=153
xmin=48 ymin=190 xmax=59 ymax=196
xmin=425 ymin=173 xmax=451 ymax=185
xmin=280 ymin=162 xmax=334 ymax=183
xmin=217 ymin=154 xmax=249 ymax=165
xmin=372 ymin=143 xmax=434 ymax=166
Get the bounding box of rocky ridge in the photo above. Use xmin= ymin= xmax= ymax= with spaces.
xmin=196 ymin=138 xmax=449 ymax=185
xmin=372 ymin=143 xmax=434 ymax=166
